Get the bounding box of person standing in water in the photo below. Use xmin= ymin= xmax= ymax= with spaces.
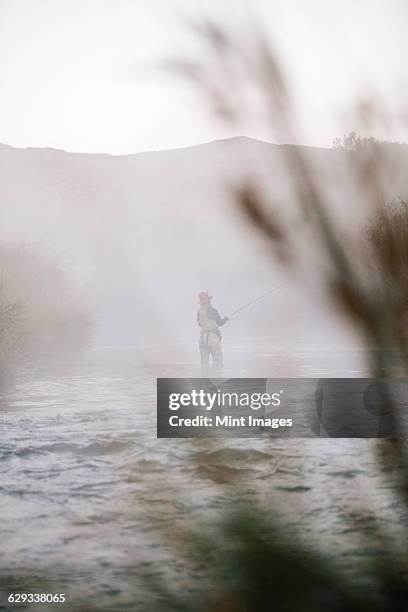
xmin=197 ymin=291 xmax=228 ymax=376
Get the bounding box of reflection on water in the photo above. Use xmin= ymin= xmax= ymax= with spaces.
xmin=0 ymin=346 xmax=402 ymax=608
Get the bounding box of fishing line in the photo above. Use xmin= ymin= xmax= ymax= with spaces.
xmin=228 ymin=281 xmax=293 ymax=319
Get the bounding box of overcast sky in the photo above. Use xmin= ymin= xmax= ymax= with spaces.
xmin=0 ymin=0 xmax=406 ymax=154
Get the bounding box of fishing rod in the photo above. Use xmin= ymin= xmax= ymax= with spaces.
xmin=228 ymin=281 xmax=293 ymax=319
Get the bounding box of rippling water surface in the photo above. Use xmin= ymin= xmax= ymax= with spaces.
xmin=0 ymin=346 xmax=404 ymax=609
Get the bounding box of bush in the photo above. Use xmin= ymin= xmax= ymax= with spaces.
xmin=0 ymin=243 xmax=93 ymax=362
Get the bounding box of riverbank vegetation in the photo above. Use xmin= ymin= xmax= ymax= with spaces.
xmin=0 ymin=287 xmax=23 ymax=379
xmin=0 ymin=243 xmax=93 ymax=378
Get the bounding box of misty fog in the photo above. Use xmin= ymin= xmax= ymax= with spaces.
xmin=1 ymin=137 xmax=407 ymax=373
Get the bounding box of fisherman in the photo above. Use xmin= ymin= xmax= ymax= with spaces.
xmin=197 ymin=291 xmax=228 ymax=376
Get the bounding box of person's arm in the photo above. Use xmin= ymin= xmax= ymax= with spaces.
xmin=210 ymin=308 xmax=229 ymax=326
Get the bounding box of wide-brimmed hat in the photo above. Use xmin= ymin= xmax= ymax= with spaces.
xmin=198 ymin=291 xmax=212 ymax=303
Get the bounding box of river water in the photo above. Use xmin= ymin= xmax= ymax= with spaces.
xmin=0 ymin=346 xmax=405 ymax=609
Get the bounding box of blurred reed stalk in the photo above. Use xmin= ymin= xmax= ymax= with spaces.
xmin=151 ymin=18 xmax=408 ymax=611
